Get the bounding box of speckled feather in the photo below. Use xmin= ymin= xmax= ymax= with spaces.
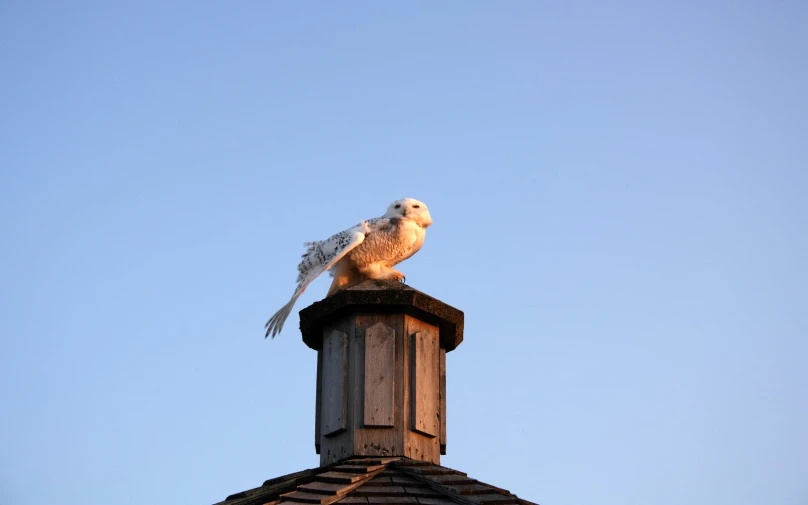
xmin=264 ymin=198 xmax=432 ymax=338
xmin=300 ymin=217 xmax=386 ymax=283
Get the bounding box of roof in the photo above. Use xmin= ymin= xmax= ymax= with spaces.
xmin=299 ymin=279 xmax=464 ymax=351
xmin=214 ymin=457 xmax=537 ymax=505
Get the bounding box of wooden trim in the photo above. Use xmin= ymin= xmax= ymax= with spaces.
xmin=439 ymin=348 xmax=446 ymax=455
xmin=410 ymin=329 xmax=438 ymax=438
xmin=315 ymin=349 xmax=323 ymax=453
xmin=322 ymin=329 xmax=348 ymax=437
xmin=363 ymin=322 xmax=396 ymax=427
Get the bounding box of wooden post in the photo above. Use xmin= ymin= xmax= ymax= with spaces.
xmin=300 ymin=279 xmax=464 ymax=466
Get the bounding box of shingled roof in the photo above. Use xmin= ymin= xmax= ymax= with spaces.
xmin=214 ymin=457 xmax=537 ymax=505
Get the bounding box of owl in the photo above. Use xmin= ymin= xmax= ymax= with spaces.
xmin=265 ymin=198 xmax=433 ymax=338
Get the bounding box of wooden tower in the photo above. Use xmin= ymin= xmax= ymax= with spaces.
xmin=299 ymin=279 xmax=464 ymax=466
xmin=213 ymin=279 xmax=538 ymax=505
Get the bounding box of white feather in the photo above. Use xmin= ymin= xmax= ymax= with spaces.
xmin=264 ymin=220 xmax=371 ymax=338
xmin=264 ymin=198 xmax=432 ymax=339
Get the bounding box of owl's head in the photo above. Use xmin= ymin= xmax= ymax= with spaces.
xmin=385 ymin=198 xmax=432 ymax=228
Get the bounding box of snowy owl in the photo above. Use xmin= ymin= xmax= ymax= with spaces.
xmin=264 ymin=198 xmax=433 ymax=338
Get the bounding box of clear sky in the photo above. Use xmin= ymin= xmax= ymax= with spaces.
xmin=1 ymin=2 xmax=806 ymax=505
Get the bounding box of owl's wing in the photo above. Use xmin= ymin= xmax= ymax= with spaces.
xmin=265 ymin=218 xmax=387 ymax=338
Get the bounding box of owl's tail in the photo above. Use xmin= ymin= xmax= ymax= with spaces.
xmin=264 ymin=294 xmax=301 ymax=339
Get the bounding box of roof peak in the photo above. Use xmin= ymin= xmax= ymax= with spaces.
xmin=215 ymin=457 xmax=536 ymax=505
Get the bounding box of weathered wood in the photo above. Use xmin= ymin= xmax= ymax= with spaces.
xmin=389 ymin=474 xmax=421 ymax=485
xmin=333 ymin=463 xmax=388 ymax=473
xmin=322 ymin=329 xmax=348 ymax=437
xmin=363 ymin=322 xmax=396 ymax=427
xmin=361 ymin=497 xmax=419 ymax=505
xmin=439 ymin=348 xmax=446 ymax=455
xmin=317 ymin=471 xmax=368 ymax=484
xmin=454 ymin=484 xmax=501 ymax=495
xmin=353 ymin=485 xmax=407 ymax=496
xmin=299 ymin=279 xmax=464 ymax=352
xmin=410 ymin=329 xmax=438 ymax=438
xmin=408 ymin=499 xmax=458 ymax=505
xmin=298 ymin=481 xmax=349 ymax=495
xmin=315 ymin=349 xmax=322 ymax=454
xmin=474 ymin=495 xmax=520 ymax=505
xmin=396 ymin=486 xmax=442 ymax=497
xmin=431 ymin=474 xmax=477 ymax=485
xmin=281 ymin=490 xmax=335 ymax=504
xmin=351 ymin=313 xmax=405 ymax=458
xmin=339 ymin=498 xmax=370 ymax=505
xmin=313 ymin=303 xmax=450 ymax=465
xmin=402 ymin=317 xmax=441 ymax=462
xmin=348 ymin=318 xmax=364 ymax=454
xmin=318 ymin=315 xmax=356 ymax=465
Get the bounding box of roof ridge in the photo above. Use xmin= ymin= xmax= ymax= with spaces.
xmin=388 ymin=463 xmax=485 ymax=505
xmin=279 ymin=461 xmax=389 ymax=505
xmin=390 ymin=460 xmax=537 ymax=505
xmin=215 ymin=459 xmax=399 ymax=505
xmin=215 ymin=458 xmax=538 ymax=505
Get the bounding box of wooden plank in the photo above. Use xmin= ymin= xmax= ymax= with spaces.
xmin=353 ymin=485 xmax=407 ymax=496
xmin=334 ymin=463 xmax=388 ymax=473
xmin=281 ymin=491 xmax=331 ymax=504
xmin=389 ymin=475 xmax=421 ymax=485
xmin=411 ymin=499 xmax=457 ymax=505
xmin=318 ymin=315 xmax=355 ymax=465
xmin=432 ymin=475 xmax=477 ymax=485
xmin=439 ymin=348 xmax=446 ymax=455
xmin=410 ymin=329 xmax=438 ymax=437
xmin=315 ymin=349 xmax=322 ymax=454
xmin=298 ymin=481 xmax=348 ymax=495
xmin=360 ymin=497 xmax=419 ymax=504
xmin=339 ymin=498 xmax=369 ymax=505
xmin=322 ymin=329 xmax=348 ymax=437
xmin=318 ymin=471 xmax=368 ymax=484
xmin=402 ymin=317 xmax=441 ymax=462
xmin=400 ymin=465 xmax=462 ymax=476
xmin=454 ymin=484 xmax=502 ymax=496
xmin=399 ymin=486 xmax=442 ymax=497
xmin=475 ymin=495 xmax=519 ymax=505
xmin=364 ymin=322 xmax=396 ymax=427
xmin=352 ymin=313 xmax=406 ymax=458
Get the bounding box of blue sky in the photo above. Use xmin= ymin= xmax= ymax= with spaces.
xmin=1 ymin=2 xmax=806 ymax=505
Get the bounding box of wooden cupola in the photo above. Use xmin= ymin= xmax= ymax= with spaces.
xmin=299 ymin=279 xmax=464 ymax=466
xmin=212 ymin=280 xmax=539 ymax=505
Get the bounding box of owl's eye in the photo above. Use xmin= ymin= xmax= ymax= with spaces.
xmin=395 ymin=204 xmax=401 ymax=209
xmin=413 ymin=205 xmax=420 ymax=209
